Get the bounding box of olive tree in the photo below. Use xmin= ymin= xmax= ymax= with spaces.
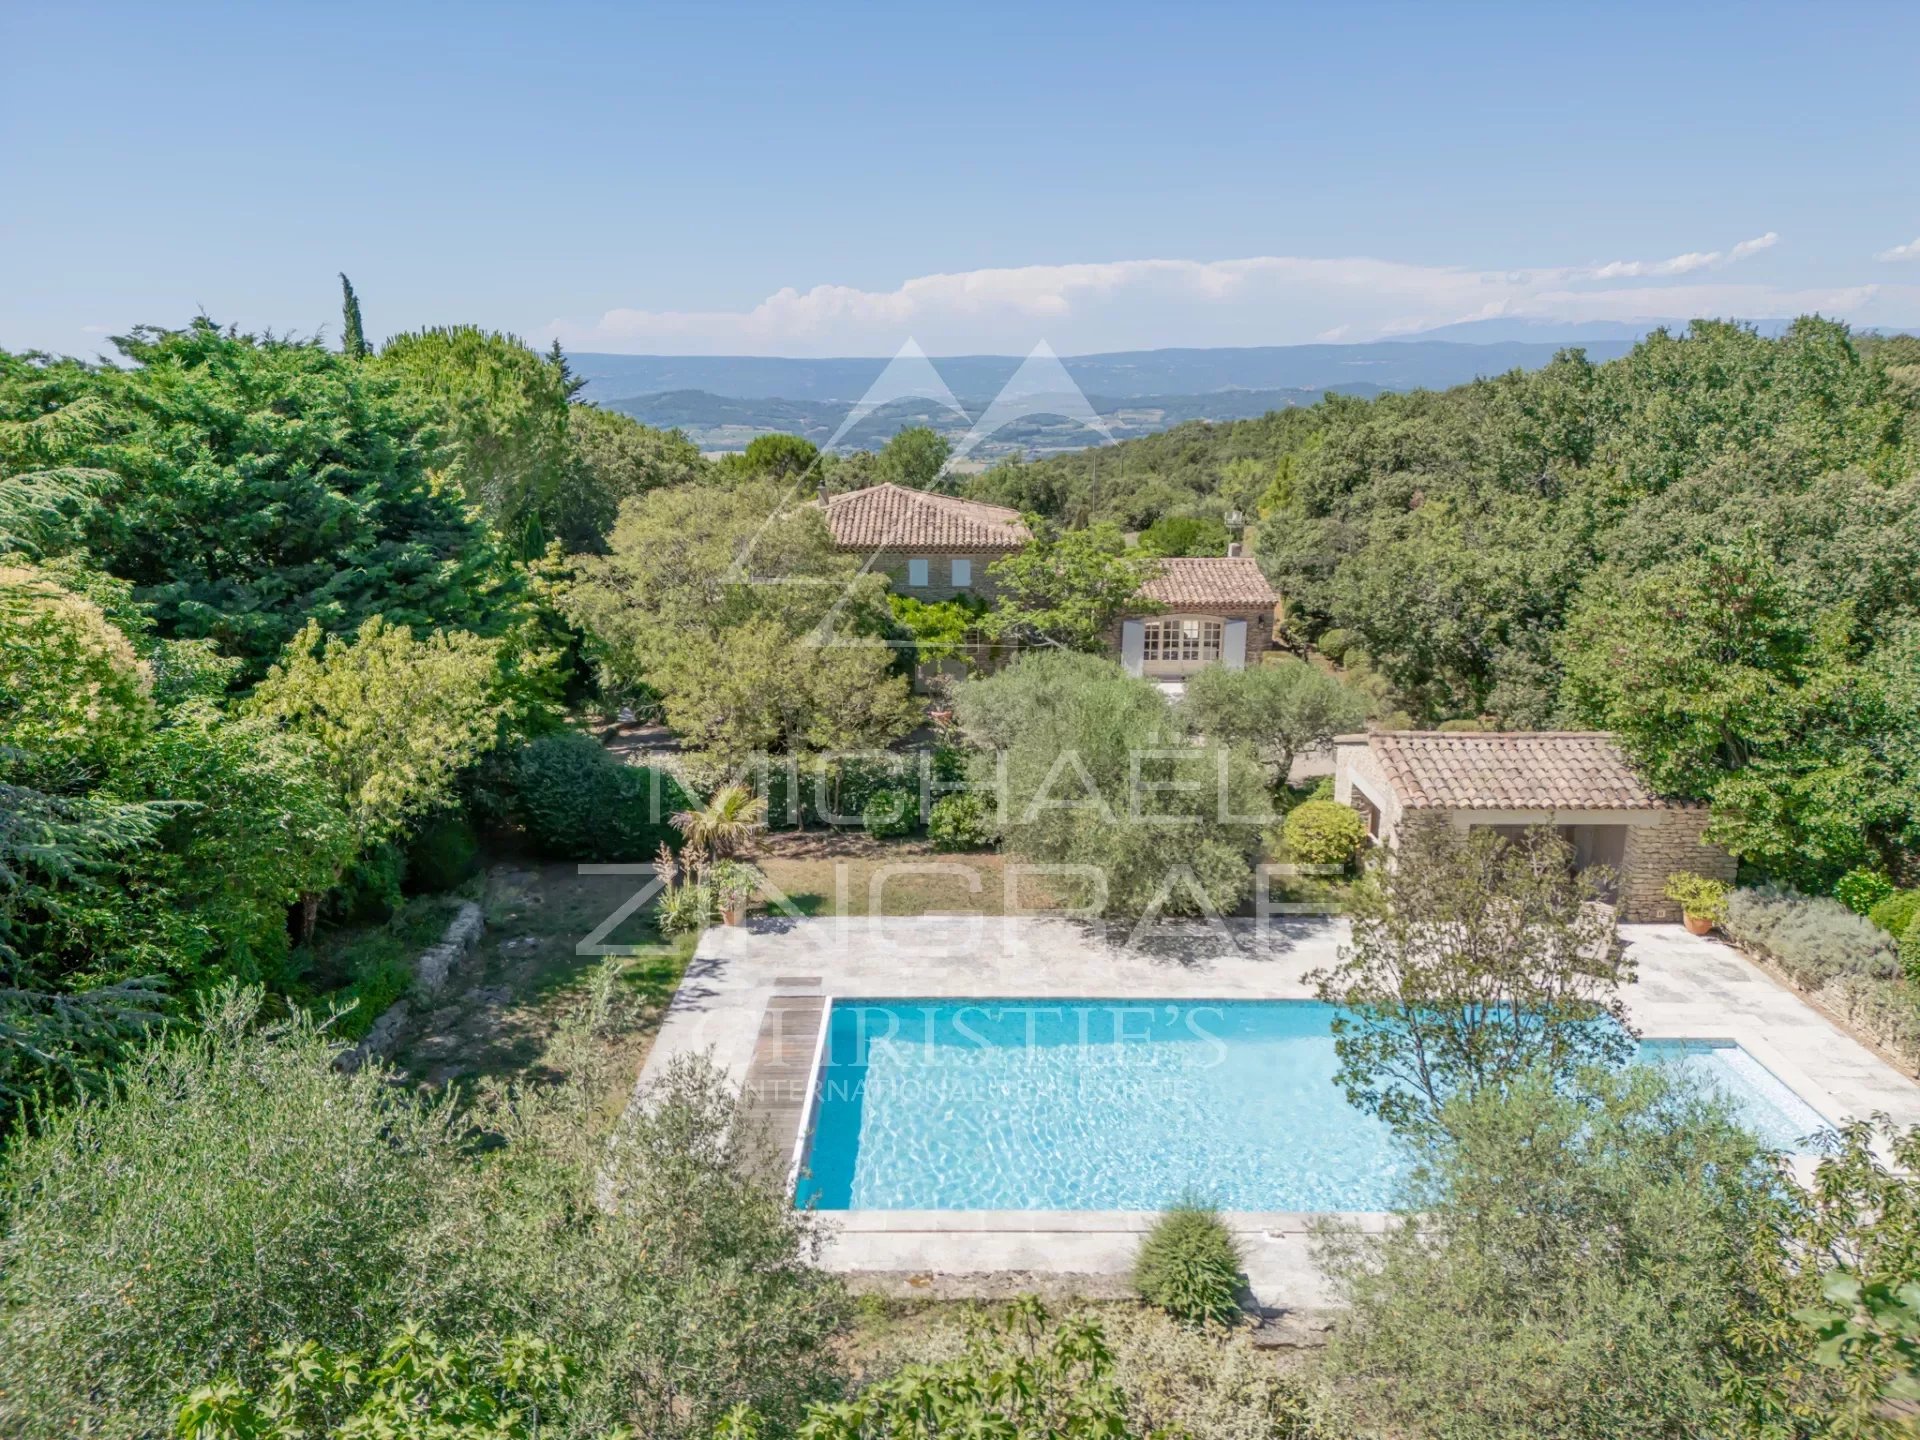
xmin=1312 ymin=816 xmax=1631 ymax=1136
xmin=563 ymin=479 xmax=916 ymax=766
xmin=953 ymin=650 xmax=1269 ymax=918
xmin=0 ymin=988 xmax=461 ymax=1440
xmin=1181 ymin=658 xmax=1370 ymax=779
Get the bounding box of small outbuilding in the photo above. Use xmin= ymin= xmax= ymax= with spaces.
xmin=1332 ymin=730 xmax=1737 ymax=923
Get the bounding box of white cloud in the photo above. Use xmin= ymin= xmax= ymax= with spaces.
xmin=1589 ymin=231 xmax=1777 ymax=279
xmin=549 ymin=232 xmax=1919 ymax=355
xmin=1879 ymin=237 xmax=1920 ymax=262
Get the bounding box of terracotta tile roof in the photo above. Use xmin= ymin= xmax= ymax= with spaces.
xmin=1136 ymin=557 xmax=1279 ymax=610
xmin=823 ymin=483 xmax=1030 ymax=552
xmin=1357 ymin=730 xmax=1666 ymax=811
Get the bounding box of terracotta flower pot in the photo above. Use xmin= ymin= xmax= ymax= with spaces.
xmin=1683 ymin=913 xmax=1714 ymax=936
xmin=723 ymin=903 xmax=747 ymax=928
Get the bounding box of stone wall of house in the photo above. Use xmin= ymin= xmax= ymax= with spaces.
xmin=867 ymin=548 xmax=1013 ymax=604
xmin=1619 ymin=806 xmax=1738 ymax=922
xmin=1332 ymin=738 xmax=1405 ymax=840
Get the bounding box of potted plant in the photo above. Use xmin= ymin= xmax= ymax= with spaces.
xmin=707 ymin=859 xmax=765 ymax=928
xmin=1665 ymin=872 xmax=1730 ymax=936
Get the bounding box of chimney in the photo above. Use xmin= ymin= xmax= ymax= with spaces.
xmin=1226 ymin=541 xmax=1243 ymax=558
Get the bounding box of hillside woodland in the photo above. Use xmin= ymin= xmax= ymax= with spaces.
xmin=6 ymin=304 xmax=1920 ymax=1438
xmin=970 ymin=322 xmax=1920 ymax=887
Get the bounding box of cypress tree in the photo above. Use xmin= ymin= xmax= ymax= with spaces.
xmin=338 ymin=273 xmax=369 ymax=359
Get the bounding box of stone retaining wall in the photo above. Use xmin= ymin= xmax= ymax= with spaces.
xmin=339 ymin=900 xmax=484 ymax=1071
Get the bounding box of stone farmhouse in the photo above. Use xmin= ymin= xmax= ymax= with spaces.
xmin=1332 ymin=729 xmax=1738 ymax=922
xmin=821 ymin=481 xmax=1279 ymax=680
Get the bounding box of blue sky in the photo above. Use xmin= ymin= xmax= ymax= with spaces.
xmin=4 ymin=1 xmax=1918 ymax=358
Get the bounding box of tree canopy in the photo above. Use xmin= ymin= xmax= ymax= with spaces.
xmin=376 ymin=325 xmax=582 ymax=555
xmin=564 ymin=479 xmax=916 ymax=764
xmin=960 ymin=320 xmax=1920 ymax=887
xmin=952 ymin=650 xmax=1268 ymax=917
xmin=0 ymin=323 xmax=518 ymax=681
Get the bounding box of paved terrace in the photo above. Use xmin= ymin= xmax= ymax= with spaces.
xmin=634 ymin=915 xmax=1920 ymax=1308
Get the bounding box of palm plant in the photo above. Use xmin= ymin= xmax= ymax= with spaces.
xmin=670 ymin=783 xmax=767 ymax=865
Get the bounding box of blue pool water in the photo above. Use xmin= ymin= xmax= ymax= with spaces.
xmin=795 ymin=999 xmax=1832 ymax=1211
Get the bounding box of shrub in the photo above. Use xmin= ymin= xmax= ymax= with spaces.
xmin=654 ymin=880 xmax=716 ymax=936
xmin=509 ymin=730 xmax=687 ymax=862
xmin=1835 ymin=867 xmax=1897 ymax=917
xmin=1319 ymin=1066 xmax=1790 ymax=1440
xmin=1283 ymin=799 xmax=1366 ymax=867
xmin=1906 ymin=928 xmax=1920 ymax=988
xmin=1665 ymin=871 xmax=1730 ymax=923
xmin=1723 ymin=885 xmax=1901 ymax=984
xmin=826 ymin=1301 xmax=1336 ymax=1440
xmin=405 ymin=811 xmax=479 ymax=893
xmin=175 ymin=1323 xmax=576 ymax=1440
xmin=1436 ymin=717 xmax=1484 ymax=732
xmin=0 ymin=982 xmax=848 ymax=1440
xmin=861 ymin=787 xmax=917 ymax=839
xmin=330 ymin=948 xmax=413 ymax=1042
xmin=1316 ymin=627 xmax=1355 ymax=664
xmin=0 ymin=987 xmax=456 ymax=1439
xmin=720 ymin=1298 xmax=1127 ymax=1440
xmin=751 ymin=752 xmax=924 ymax=827
xmin=1827 ymin=972 xmax=1920 ymax=1066
xmin=448 ymin=1050 xmax=849 ymax=1439
xmin=1134 ymin=1204 xmax=1244 ymax=1325
xmin=928 ymin=791 xmax=997 ymax=851
xmin=1869 ymin=889 xmax=1920 ymax=941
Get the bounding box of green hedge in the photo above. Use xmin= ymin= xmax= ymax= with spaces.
xmin=861 ymin=788 xmax=917 ymax=839
xmin=1868 ymin=889 xmax=1920 ymax=941
xmin=748 ymin=752 xmax=932 ymax=828
xmin=509 ymin=731 xmax=688 ymax=863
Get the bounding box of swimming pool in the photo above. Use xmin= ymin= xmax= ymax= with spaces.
xmin=795 ymin=999 xmax=1831 ymax=1211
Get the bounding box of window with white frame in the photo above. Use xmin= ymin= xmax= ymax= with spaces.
xmin=1141 ymin=618 xmax=1222 ymax=662
xmin=907 ymin=557 xmax=929 ymax=587
xmin=950 ymin=557 xmax=972 ymax=587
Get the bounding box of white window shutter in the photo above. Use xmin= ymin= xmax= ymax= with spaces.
xmin=1120 ymin=620 xmax=1146 ymax=676
xmin=950 ymin=557 xmax=971 ymax=588
xmin=907 ymin=558 xmax=929 ymax=587
xmin=1222 ymin=619 xmax=1248 ymax=670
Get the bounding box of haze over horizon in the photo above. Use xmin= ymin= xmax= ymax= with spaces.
xmin=6 ymin=2 xmax=1920 ymax=359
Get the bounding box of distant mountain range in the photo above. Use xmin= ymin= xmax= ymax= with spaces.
xmin=608 ymin=385 xmax=1387 ymax=459
xmin=569 ymin=336 xmax=1641 ymax=408
xmin=565 ymin=325 xmax=1790 ymax=458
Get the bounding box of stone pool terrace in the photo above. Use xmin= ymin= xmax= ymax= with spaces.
xmin=632 ymin=915 xmax=1920 ymax=1309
